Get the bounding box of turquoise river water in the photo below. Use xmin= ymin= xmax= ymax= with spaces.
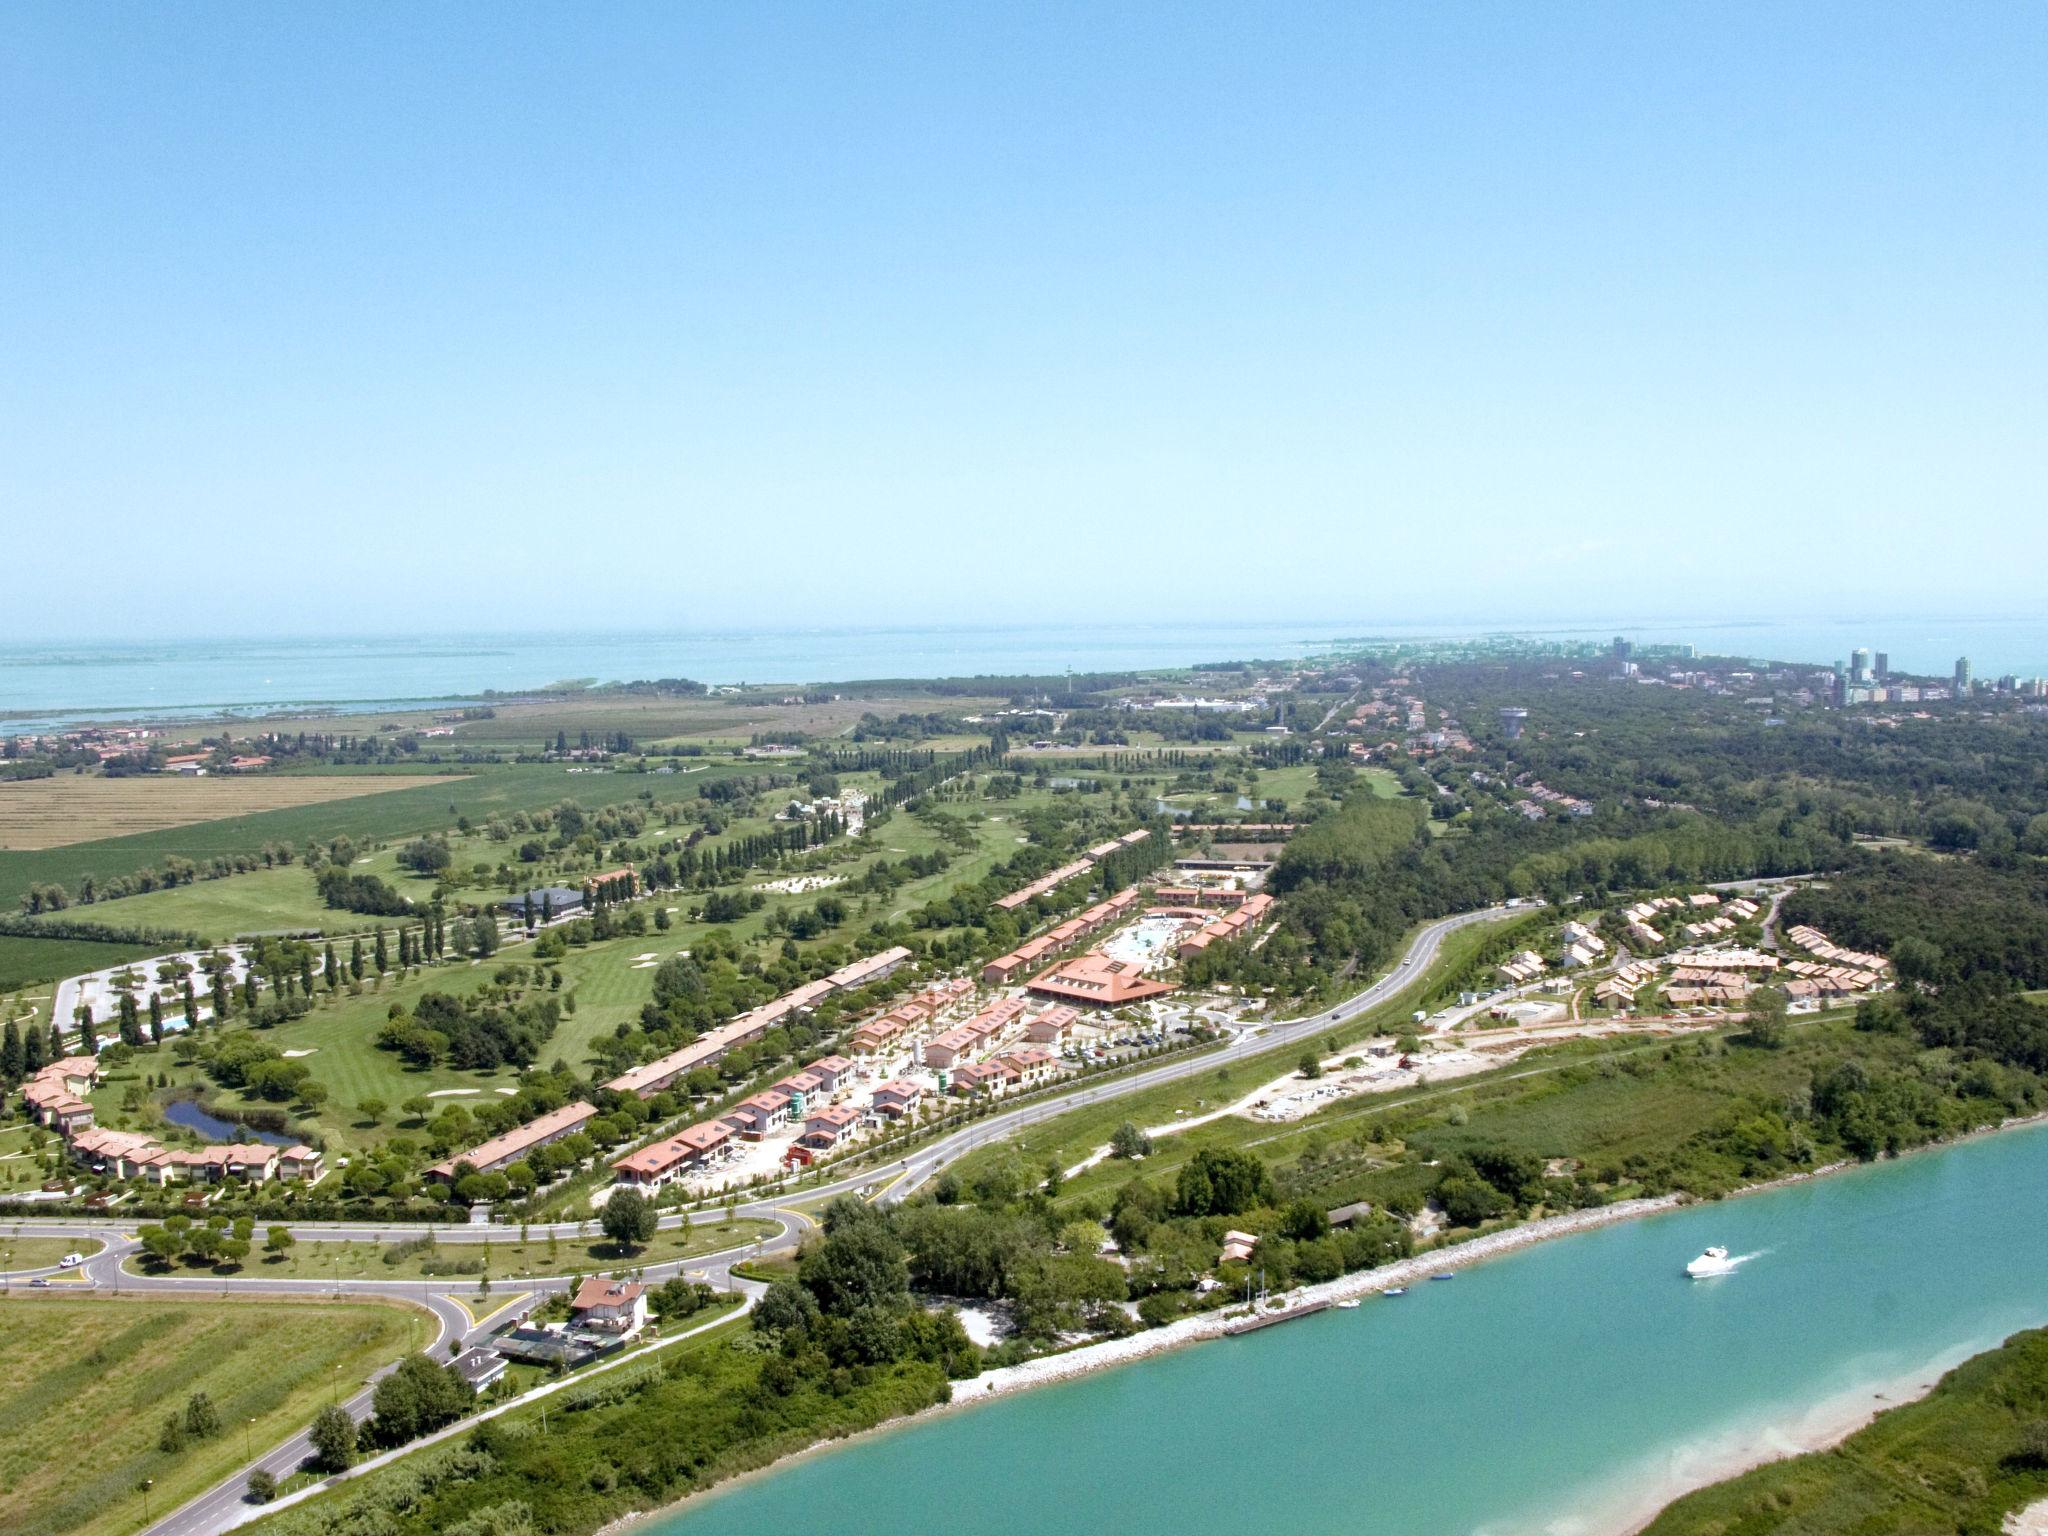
xmin=652 ymin=1119 xmax=2048 ymax=1536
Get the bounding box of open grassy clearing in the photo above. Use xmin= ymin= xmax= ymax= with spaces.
xmin=0 ymin=774 xmax=458 ymax=851
xmin=0 ymin=1293 xmax=430 ymax=1536
xmin=0 ymin=1236 xmax=103 ymax=1272
xmin=205 ymin=1218 xmax=780 ymax=1283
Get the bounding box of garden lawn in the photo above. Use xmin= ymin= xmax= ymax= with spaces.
xmin=0 ymin=1293 xmax=429 ymax=1536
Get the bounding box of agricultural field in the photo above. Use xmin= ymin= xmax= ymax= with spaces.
xmin=236 ymin=690 xmax=1006 ymax=755
xmin=0 ymin=773 xmax=455 ymax=850
xmin=0 ymin=1293 xmax=430 ymax=1536
xmin=0 ymin=761 xmax=759 ymax=915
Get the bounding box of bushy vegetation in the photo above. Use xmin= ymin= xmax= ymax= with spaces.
xmin=1642 ymin=1326 xmax=2048 ymax=1534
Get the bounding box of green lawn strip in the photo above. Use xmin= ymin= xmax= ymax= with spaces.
xmin=188 ymin=1219 xmax=779 ymax=1283
xmin=0 ymin=1236 xmax=104 ymax=1272
xmin=0 ymin=1293 xmax=430 ymax=1536
xmin=1639 ymin=1325 xmax=2048 ymax=1535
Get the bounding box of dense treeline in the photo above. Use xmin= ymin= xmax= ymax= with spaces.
xmin=1783 ymin=855 xmax=2048 ymax=993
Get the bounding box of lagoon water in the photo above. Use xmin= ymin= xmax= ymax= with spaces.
xmin=4 ymin=616 xmax=2045 ymax=729
xmin=653 ymin=1120 xmax=2048 ymax=1536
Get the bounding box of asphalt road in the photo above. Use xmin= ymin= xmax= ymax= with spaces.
xmin=2 ymin=904 xmax=1508 ymax=1536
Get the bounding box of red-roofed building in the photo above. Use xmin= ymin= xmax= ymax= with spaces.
xmin=1026 ymin=951 xmax=1175 ymax=1008
xmin=800 ymin=1103 xmax=862 ymax=1149
xmin=611 ymin=1121 xmax=732 ymax=1188
xmin=571 ymin=1276 xmax=647 ymax=1335
xmin=870 ymin=1080 xmax=923 ymax=1119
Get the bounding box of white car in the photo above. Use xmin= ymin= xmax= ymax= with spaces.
xmin=59 ymin=1252 xmax=85 ymax=1269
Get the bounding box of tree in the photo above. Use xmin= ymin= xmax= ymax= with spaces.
xmin=1174 ymin=1148 xmax=1274 ymax=1217
xmin=1280 ymin=1198 xmax=1330 ymax=1241
xmin=183 ymin=1392 xmax=222 ymax=1440
xmin=599 ymin=1188 xmax=656 ymax=1252
xmin=1105 ymin=1122 xmax=1155 ymax=1155
xmin=368 ymin=1354 xmax=470 ymax=1446
xmin=247 ymin=1469 xmax=277 ymax=1503
xmin=357 ymin=1097 xmax=387 ymax=1124
xmin=309 ymin=1404 xmax=357 ymax=1473
xmin=1743 ymin=985 xmax=1789 ymax=1048
xmin=266 ymin=1225 xmax=296 ymax=1257
xmin=799 ymin=1198 xmax=909 ymax=1316
xmin=1297 ymin=1050 xmax=1321 ymax=1079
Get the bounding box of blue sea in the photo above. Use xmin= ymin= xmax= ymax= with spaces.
xmin=2 ymin=616 xmax=2043 ymax=730
xmin=652 ymin=1120 xmax=2048 ymax=1536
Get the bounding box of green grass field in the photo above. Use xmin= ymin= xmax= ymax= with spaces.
xmin=0 ymin=1236 xmax=103 ymax=1273
xmin=0 ymin=934 xmax=161 ymax=992
xmin=218 ymin=1217 xmax=779 ymax=1283
xmin=0 ymin=1293 xmax=430 ymax=1536
xmin=1640 ymin=1325 xmax=2048 ymax=1535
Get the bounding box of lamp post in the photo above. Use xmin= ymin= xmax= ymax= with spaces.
xmin=140 ymin=1477 xmax=153 ymax=1521
xmin=245 ymin=1416 xmax=255 ymax=1462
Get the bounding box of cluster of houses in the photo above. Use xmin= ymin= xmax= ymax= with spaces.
xmin=20 ymin=1055 xmax=323 ymax=1187
xmin=1495 ymin=949 xmax=1548 ymax=987
xmin=1559 ymin=920 xmax=1608 ymax=969
xmin=990 ymin=829 xmax=1150 ymax=914
xmin=603 ymin=946 xmax=913 ymax=1098
xmin=1515 ymin=780 xmax=1594 ymax=819
xmin=1620 ymin=893 xmax=1729 ymax=949
xmin=982 ymin=887 xmax=1148 ymax=983
xmin=611 ymin=1049 xmax=869 ymax=1189
xmin=1173 ymin=891 xmax=1276 ymax=960
xmin=1783 ymin=926 xmax=1889 ymax=977
xmin=426 ymin=1100 xmax=596 ymax=1184
xmin=1593 ymin=960 xmax=1659 ymax=1007
xmin=1663 ymin=965 xmax=1757 ymax=1006
xmin=850 ymin=979 xmax=975 ymax=1055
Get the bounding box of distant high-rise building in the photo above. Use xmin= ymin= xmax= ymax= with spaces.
xmin=1498 ymin=707 xmax=1528 ymax=741
xmin=1955 ymin=656 xmax=1974 ymax=695
xmin=1612 ymin=636 xmax=1633 ymax=661
xmin=1851 ymin=647 xmax=1871 ymax=683
xmin=1874 ymin=652 xmax=1889 ymax=682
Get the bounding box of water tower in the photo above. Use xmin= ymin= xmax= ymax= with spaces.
xmin=1499 ymin=707 xmax=1528 ymax=741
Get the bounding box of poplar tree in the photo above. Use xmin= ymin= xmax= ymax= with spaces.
xmin=149 ymin=991 xmax=164 ymax=1040
xmin=350 ymin=937 xmax=365 ymax=981
xmin=324 ymin=943 xmax=339 ymax=991
xmin=374 ymin=928 xmax=389 ymax=974
xmin=0 ymin=1019 xmax=21 ymax=1083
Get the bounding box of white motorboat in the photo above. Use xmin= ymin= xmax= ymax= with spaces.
xmin=1335 ymin=1299 xmax=1362 ymax=1310
xmin=1686 ymin=1246 xmax=1737 ymax=1278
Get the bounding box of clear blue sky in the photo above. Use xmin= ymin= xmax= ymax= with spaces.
xmin=4 ymin=3 xmax=2042 ymax=638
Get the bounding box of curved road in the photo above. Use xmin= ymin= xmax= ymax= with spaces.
xmin=3 ymin=905 xmax=1507 ymax=1536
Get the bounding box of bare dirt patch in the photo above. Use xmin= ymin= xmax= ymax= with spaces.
xmin=0 ymin=774 xmax=458 ymax=849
